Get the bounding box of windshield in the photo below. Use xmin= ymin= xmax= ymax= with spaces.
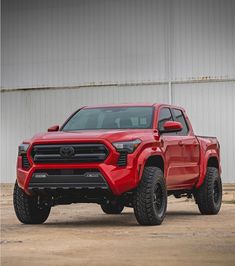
xmin=62 ymin=107 xmax=153 ymax=131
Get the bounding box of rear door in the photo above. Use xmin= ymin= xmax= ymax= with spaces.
xmin=171 ymin=108 xmax=200 ymax=186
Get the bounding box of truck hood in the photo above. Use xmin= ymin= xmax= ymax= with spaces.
xmin=29 ymin=129 xmax=154 ymax=144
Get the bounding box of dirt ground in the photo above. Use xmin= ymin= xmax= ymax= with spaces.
xmin=1 ymin=184 xmax=235 ymax=266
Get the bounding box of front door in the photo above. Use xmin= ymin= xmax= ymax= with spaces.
xmin=157 ymin=107 xmax=185 ymax=189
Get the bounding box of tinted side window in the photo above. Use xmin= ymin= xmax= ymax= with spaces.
xmin=158 ymin=108 xmax=173 ymax=131
xmin=173 ymin=109 xmax=189 ymax=135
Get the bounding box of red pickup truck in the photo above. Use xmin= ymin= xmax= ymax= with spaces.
xmin=14 ymin=104 xmax=222 ymax=226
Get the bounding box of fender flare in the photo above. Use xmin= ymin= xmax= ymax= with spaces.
xmin=136 ymin=147 xmax=164 ymax=184
xmin=196 ymin=149 xmax=220 ymax=188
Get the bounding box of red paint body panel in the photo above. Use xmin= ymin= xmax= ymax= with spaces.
xmin=17 ymin=103 xmax=221 ymax=195
xmin=195 ymin=136 xmax=221 ymax=188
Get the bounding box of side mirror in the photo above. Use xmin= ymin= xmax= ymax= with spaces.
xmin=161 ymin=121 xmax=183 ymax=133
xmin=48 ymin=125 xmax=59 ymax=132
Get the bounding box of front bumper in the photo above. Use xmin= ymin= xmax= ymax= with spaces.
xmin=17 ymin=141 xmax=140 ymax=196
xmin=28 ymin=169 xmax=109 ymax=190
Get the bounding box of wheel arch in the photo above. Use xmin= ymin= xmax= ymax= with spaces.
xmin=144 ymin=155 xmax=164 ymax=175
xmin=136 ymin=146 xmax=165 ymax=185
xmin=196 ymin=151 xmax=220 ymax=189
xmin=207 ymin=156 xmax=219 ymax=169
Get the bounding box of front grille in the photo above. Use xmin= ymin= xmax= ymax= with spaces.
xmin=117 ymin=152 xmax=128 ymax=166
xmin=22 ymin=155 xmax=30 ymax=169
xmin=31 ymin=143 xmax=109 ymax=164
xmin=28 ymin=168 xmax=108 ymax=190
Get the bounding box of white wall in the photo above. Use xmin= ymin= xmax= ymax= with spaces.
xmin=2 ymin=0 xmax=235 ymax=88
xmin=172 ymin=81 xmax=235 ymax=183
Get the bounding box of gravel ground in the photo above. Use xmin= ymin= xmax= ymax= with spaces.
xmin=1 ymin=184 xmax=235 ymax=266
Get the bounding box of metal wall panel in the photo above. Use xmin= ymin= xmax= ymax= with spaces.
xmin=171 ymin=0 xmax=235 ymax=80
xmin=2 ymin=0 xmax=234 ymax=89
xmin=0 ymin=85 xmax=168 ymax=182
xmin=2 ymin=0 xmax=168 ymax=88
xmin=172 ymin=81 xmax=235 ymax=183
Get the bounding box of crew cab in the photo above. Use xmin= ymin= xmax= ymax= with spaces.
xmin=14 ymin=104 xmax=222 ymax=226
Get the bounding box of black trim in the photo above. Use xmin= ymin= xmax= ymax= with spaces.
xmin=196 ymin=135 xmax=217 ymax=139
xmin=171 ymin=108 xmax=189 ymax=136
xmin=31 ymin=143 xmax=109 ymax=164
xmin=60 ymin=107 xmax=85 ymax=131
xmin=117 ymin=152 xmax=128 ymax=166
xmin=22 ymin=155 xmax=30 ymax=170
xmin=28 ymin=169 xmax=109 ymax=190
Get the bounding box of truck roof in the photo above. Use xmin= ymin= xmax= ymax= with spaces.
xmin=83 ymin=103 xmax=156 ymax=108
xmin=83 ymin=103 xmax=184 ymax=110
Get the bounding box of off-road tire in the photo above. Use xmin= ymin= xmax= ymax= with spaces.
xmin=133 ymin=166 xmax=167 ymax=225
xmin=101 ymin=201 xmax=124 ymax=214
xmin=195 ymin=167 xmax=222 ymax=215
xmin=13 ymin=181 xmax=51 ymax=224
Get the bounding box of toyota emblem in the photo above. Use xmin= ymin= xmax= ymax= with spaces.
xmin=60 ymin=146 xmax=75 ymax=158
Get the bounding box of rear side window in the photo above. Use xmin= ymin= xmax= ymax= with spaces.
xmin=172 ymin=109 xmax=189 ymax=135
xmin=158 ymin=108 xmax=173 ymax=131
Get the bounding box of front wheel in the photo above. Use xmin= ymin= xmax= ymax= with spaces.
xmin=133 ymin=166 xmax=167 ymax=226
xmin=101 ymin=200 xmax=124 ymax=214
xmin=195 ymin=167 xmax=222 ymax=215
xmin=13 ymin=181 xmax=51 ymax=224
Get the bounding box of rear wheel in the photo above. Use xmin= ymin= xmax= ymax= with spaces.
xmin=133 ymin=166 xmax=167 ymax=225
xmin=101 ymin=200 xmax=124 ymax=214
xmin=13 ymin=181 xmax=51 ymax=224
xmin=195 ymin=167 xmax=222 ymax=215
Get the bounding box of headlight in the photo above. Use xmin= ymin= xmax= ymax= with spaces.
xmin=18 ymin=143 xmax=30 ymax=156
xmin=112 ymin=139 xmax=141 ymax=153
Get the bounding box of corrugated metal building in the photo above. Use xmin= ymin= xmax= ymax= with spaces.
xmin=1 ymin=0 xmax=235 ymax=183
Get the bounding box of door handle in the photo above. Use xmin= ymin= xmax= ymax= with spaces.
xmin=193 ymin=141 xmax=198 ymax=146
xmin=178 ymin=140 xmax=184 ymax=146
